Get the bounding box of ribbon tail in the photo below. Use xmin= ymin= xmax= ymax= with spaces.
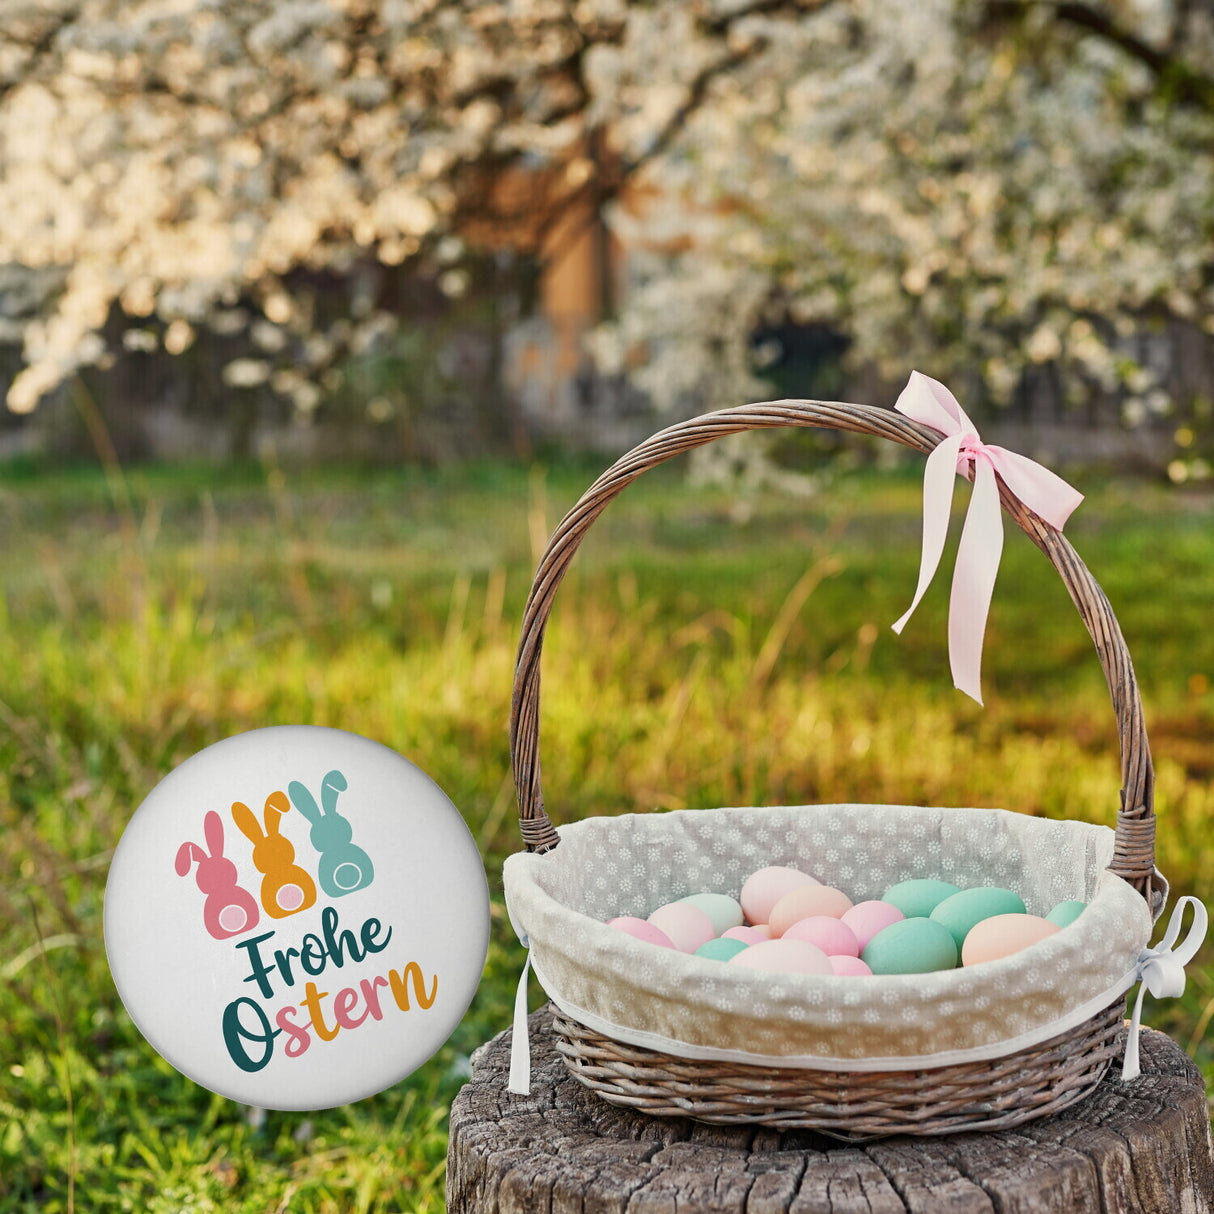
xmin=893 ymin=433 xmax=965 ymax=635
xmin=949 ymin=457 xmax=1003 ymax=705
xmin=507 ymin=952 xmax=533 ymax=1096
xmin=1121 ymin=980 xmax=1148 ymax=1081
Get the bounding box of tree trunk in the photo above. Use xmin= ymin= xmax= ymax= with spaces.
xmin=448 ymin=1006 xmax=1214 ymax=1213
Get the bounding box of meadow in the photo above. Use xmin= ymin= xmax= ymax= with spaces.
xmin=1 ymin=451 xmax=1212 ymax=1213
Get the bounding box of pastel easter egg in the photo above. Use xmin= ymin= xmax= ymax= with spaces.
xmin=881 ymin=879 xmax=962 ymax=919
xmin=647 ymin=901 xmax=716 ymax=953
xmin=680 ymin=892 xmax=745 ymax=936
xmin=695 ymin=937 xmax=750 ymax=962
xmin=841 ymin=900 xmax=905 ymax=948
xmin=1046 ymin=900 xmax=1087 ymax=928
xmin=961 ymin=914 xmax=1061 ymax=966
xmin=722 ymin=925 xmax=770 ymax=945
xmin=783 ymin=915 xmax=861 ymax=957
xmin=862 ymin=918 xmax=958 ymax=974
xmin=727 ymin=938 xmax=833 ymax=975
xmin=607 ymin=916 xmax=676 ymax=948
xmin=769 ymin=885 xmax=853 ymax=936
xmin=829 ymin=955 xmax=873 ymax=977
xmin=739 ymin=866 xmax=819 ymax=925
xmin=930 ymin=887 xmax=1027 ymax=949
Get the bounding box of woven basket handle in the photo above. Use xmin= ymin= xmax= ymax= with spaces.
xmin=510 ymin=400 xmax=1158 ymax=906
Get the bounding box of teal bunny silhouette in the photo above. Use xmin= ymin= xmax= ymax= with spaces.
xmin=287 ymin=770 xmax=375 ymax=897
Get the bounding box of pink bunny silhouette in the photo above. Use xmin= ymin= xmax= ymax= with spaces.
xmin=175 ymin=810 xmax=261 ymax=940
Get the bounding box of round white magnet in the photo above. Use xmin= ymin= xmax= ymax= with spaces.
xmin=104 ymin=726 xmax=490 ymax=1110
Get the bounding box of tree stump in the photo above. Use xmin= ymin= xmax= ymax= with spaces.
xmin=448 ymin=1006 xmax=1214 ymax=1214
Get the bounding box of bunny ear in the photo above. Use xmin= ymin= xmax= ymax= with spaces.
xmin=265 ymin=790 xmax=290 ymax=814
xmin=320 ymin=770 xmax=347 ymax=815
xmin=230 ymin=801 xmax=263 ymax=842
xmin=203 ymin=811 xmax=225 ymax=857
xmin=288 ymin=780 xmax=322 ymax=825
xmin=263 ymin=790 xmax=290 ymax=833
xmin=175 ymin=842 xmax=201 ymax=876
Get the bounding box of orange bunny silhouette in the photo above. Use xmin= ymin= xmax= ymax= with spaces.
xmin=231 ymin=791 xmax=317 ymax=919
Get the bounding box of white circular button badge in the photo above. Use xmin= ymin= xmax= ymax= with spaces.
xmin=104 ymin=726 xmax=490 ymax=1111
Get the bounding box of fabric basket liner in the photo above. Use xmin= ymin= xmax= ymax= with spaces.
xmin=504 ymin=802 xmax=1156 ymax=1066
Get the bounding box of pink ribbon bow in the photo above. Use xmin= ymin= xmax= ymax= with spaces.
xmin=892 ymin=371 xmax=1084 ymax=705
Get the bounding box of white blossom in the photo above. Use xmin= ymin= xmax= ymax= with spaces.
xmin=0 ymin=0 xmax=1210 ymax=423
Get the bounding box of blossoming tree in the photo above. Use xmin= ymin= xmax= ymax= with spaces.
xmin=2 ymin=0 xmax=1211 ymax=452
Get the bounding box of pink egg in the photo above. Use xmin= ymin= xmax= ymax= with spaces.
xmin=961 ymin=914 xmax=1060 ymax=966
xmin=607 ymin=916 xmax=676 ymax=948
xmin=722 ymin=925 xmax=770 ymax=945
xmin=829 ymin=955 xmax=873 ymax=977
xmin=647 ymin=902 xmax=716 ymax=953
xmin=739 ymin=866 xmax=819 ymax=925
xmin=841 ymin=900 xmax=906 ymax=949
xmin=727 ymin=938 xmax=833 ymax=975
xmin=783 ymin=915 xmax=861 ymax=957
xmin=769 ymin=885 xmax=853 ymax=936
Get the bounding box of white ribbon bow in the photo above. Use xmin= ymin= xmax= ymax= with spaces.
xmin=1122 ymin=895 xmax=1208 ymax=1081
xmin=892 ymin=372 xmax=1085 ymax=704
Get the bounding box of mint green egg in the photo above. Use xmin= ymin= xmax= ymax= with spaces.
xmin=861 ymin=918 xmax=958 ymax=974
xmin=695 ymin=937 xmax=749 ymax=962
xmin=881 ymin=879 xmax=962 ymax=919
xmin=1046 ymin=900 xmax=1087 ymax=928
xmin=680 ymin=893 xmax=745 ymax=936
xmin=930 ymin=887 xmax=1027 ymax=948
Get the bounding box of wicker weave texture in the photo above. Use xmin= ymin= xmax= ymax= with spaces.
xmin=508 ymin=398 xmax=1158 ymax=1136
xmin=550 ymin=1001 xmax=1126 ymax=1140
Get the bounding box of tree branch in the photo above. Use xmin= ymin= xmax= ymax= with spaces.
xmin=536 ymin=1 xmax=839 ymax=272
xmin=985 ymin=0 xmax=1214 ymax=110
xmin=0 ymin=5 xmax=80 ymax=102
xmin=624 ymin=0 xmax=835 ymax=178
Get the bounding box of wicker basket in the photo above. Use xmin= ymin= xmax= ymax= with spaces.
xmin=507 ymin=399 xmax=1164 ymax=1139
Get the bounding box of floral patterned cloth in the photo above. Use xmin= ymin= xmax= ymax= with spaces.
xmin=503 ymin=803 xmax=1156 ymax=1065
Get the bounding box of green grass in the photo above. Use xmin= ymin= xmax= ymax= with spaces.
xmin=1 ymin=455 xmax=1212 ymax=1212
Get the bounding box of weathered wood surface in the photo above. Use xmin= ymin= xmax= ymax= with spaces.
xmin=447 ymin=1007 xmax=1214 ymax=1214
